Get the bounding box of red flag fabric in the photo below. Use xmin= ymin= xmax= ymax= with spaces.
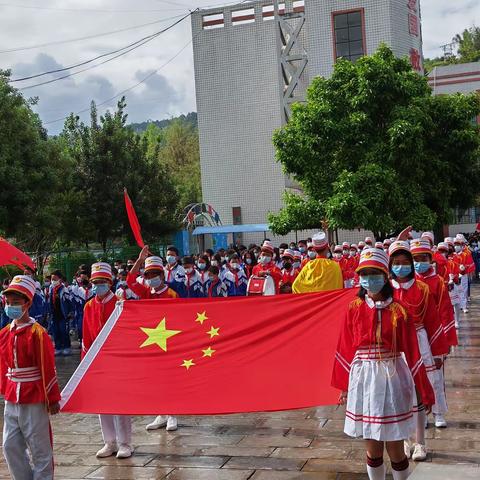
xmin=0 ymin=238 xmax=35 ymax=270
xmin=476 ymin=222 xmax=480 ymax=232
xmin=123 ymin=188 xmax=145 ymax=248
xmin=61 ymin=290 xmax=356 ymax=415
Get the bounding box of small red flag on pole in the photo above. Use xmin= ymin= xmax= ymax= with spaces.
xmin=123 ymin=188 xmax=145 ymax=248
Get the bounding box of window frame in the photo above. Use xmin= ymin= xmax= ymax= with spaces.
xmin=331 ymin=8 xmax=367 ymax=63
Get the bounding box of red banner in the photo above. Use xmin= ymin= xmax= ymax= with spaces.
xmin=123 ymin=188 xmax=145 ymax=248
xmin=0 ymin=238 xmax=35 ymax=270
xmin=60 ymin=290 xmax=356 ymax=415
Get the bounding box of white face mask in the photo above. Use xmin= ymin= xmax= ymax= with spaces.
xmin=230 ymin=262 xmax=239 ymax=270
xmin=454 ymin=245 xmax=462 ymax=253
xmin=211 ymin=260 xmax=218 ymax=267
xmin=51 ymin=279 xmax=60 ymax=287
xmin=334 ymin=253 xmax=342 ymax=259
xmin=185 ymin=267 xmax=194 ymax=274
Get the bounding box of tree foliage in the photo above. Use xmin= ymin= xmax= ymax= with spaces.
xmin=425 ymin=25 xmax=480 ymax=71
xmin=60 ymin=98 xmax=179 ymax=250
xmin=271 ymin=45 xmax=480 ymax=238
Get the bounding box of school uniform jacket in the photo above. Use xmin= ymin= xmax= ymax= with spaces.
xmin=331 ymin=297 xmax=435 ymax=406
xmin=223 ymin=268 xmax=248 ymax=296
xmin=81 ymin=292 xmax=117 ymax=359
xmin=416 ymin=269 xmax=458 ymax=348
xmin=391 ymin=279 xmax=449 ymax=357
xmin=0 ymin=318 xmax=60 ymax=406
xmin=165 ymin=264 xmax=187 ymax=297
xmin=127 ymin=273 xmax=179 ymax=300
xmin=252 ymin=262 xmax=282 ymax=293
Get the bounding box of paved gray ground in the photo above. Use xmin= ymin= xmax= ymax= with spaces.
xmin=0 ymin=285 xmax=479 ymax=479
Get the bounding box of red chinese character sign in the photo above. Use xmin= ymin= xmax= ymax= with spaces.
xmin=410 ymin=48 xmax=422 ymax=72
xmin=408 ymin=13 xmax=419 ymax=36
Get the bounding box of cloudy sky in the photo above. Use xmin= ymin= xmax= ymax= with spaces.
xmin=1 ymin=0 xmax=479 ymax=135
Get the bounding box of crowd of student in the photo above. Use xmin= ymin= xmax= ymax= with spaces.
xmin=0 ymin=228 xmax=478 ymax=479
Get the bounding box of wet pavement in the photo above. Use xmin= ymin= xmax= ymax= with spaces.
xmin=0 ymin=285 xmax=479 ymax=479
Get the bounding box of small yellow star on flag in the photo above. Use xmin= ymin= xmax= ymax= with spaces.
xmin=196 ymin=311 xmax=208 ymax=325
xmin=202 ymin=346 xmax=215 ymax=358
xmin=207 ymin=326 xmax=220 ymax=338
xmin=140 ymin=318 xmax=181 ymax=351
xmin=181 ymin=359 xmax=195 ymax=370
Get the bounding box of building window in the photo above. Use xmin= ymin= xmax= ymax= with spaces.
xmin=332 ymin=10 xmax=365 ymax=62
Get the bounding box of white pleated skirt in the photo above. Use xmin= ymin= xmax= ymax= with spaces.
xmin=345 ymin=348 xmax=416 ymax=441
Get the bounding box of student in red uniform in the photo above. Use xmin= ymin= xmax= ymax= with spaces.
xmin=0 ymin=276 xmax=61 ymax=480
xmin=388 ymin=240 xmax=449 ymax=462
xmin=279 ymin=249 xmax=299 ymax=293
xmin=332 ymin=249 xmax=434 ymax=480
xmin=411 ymin=239 xmax=456 ymax=429
xmin=82 ymin=263 xmax=133 ymax=459
xmin=252 ymin=241 xmax=282 ymax=293
xmin=127 ymin=246 xmax=179 ymax=432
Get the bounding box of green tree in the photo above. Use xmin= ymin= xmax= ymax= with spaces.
xmin=270 ymin=45 xmax=480 ymax=238
xmin=454 ymin=26 xmax=480 ymax=63
xmin=61 ymin=97 xmax=179 ymax=251
xmin=143 ymin=118 xmax=202 ymax=212
xmin=0 ymin=70 xmax=73 ymax=266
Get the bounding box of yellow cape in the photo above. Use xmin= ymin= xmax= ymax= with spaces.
xmin=292 ymin=258 xmax=344 ymax=293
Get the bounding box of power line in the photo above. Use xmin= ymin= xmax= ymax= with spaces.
xmin=0 ymin=2 xmax=185 ymax=13
xmin=0 ymin=14 xmax=187 ymax=54
xmin=11 ymin=13 xmax=191 ymax=84
xmin=42 ymin=35 xmax=197 ymax=126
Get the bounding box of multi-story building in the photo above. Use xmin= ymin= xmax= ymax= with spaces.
xmin=192 ymin=0 xmax=424 ymax=245
xmin=427 ymin=61 xmax=480 ymax=236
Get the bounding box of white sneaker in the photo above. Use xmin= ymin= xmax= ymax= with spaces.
xmin=404 ymin=440 xmax=412 ymax=459
xmin=96 ymin=442 xmax=117 ymax=458
xmin=434 ymin=414 xmax=447 ymax=428
xmin=116 ymin=443 xmax=133 ymax=459
xmin=146 ymin=415 xmax=167 ymax=431
xmin=166 ymin=416 xmax=178 ymax=431
xmin=463 ymin=308 xmax=469 ymax=314
xmin=412 ymin=443 xmax=427 ymax=461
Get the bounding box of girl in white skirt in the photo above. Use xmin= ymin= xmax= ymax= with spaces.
xmin=332 ymin=248 xmax=434 ymax=480
xmin=388 ymin=241 xmax=449 ymax=461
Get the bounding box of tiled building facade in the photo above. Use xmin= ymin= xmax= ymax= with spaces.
xmin=192 ymin=0 xmax=423 ymax=244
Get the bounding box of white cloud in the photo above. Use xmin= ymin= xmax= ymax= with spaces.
xmin=1 ymin=0 xmax=479 ymax=134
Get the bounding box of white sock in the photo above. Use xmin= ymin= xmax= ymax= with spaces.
xmin=416 ymin=409 xmax=426 ymax=445
xmin=392 ymin=467 xmax=410 ymax=479
xmin=367 ymin=463 xmax=386 ymax=480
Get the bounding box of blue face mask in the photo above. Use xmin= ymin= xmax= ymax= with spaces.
xmin=166 ymin=255 xmax=176 ymax=265
xmin=414 ymin=261 xmax=431 ymax=274
xmin=197 ymin=263 xmax=206 ymax=270
xmin=146 ymin=276 xmax=162 ymax=289
xmin=92 ymin=283 xmax=110 ymax=296
xmin=5 ymin=305 xmax=24 ymax=320
xmin=391 ymin=264 xmax=412 ymax=278
xmin=359 ymin=275 xmax=385 ymax=294
xmin=246 ymin=258 xmax=252 ymax=265
xmin=299 ymin=247 xmax=306 ymax=253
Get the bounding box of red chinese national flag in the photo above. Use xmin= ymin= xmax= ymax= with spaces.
xmin=61 ymin=290 xmax=356 ymax=415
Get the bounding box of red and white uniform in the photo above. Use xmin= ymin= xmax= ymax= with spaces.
xmin=332 ymin=297 xmax=434 ymax=441
xmin=127 ymin=273 xmax=178 ymax=300
xmin=81 ymin=291 xmax=117 ymax=359
xmin=392 ymin=278 xmax=449 ymax=415
xmin=252 ymin=262 xmax=282 ymax=294
xmin=416 ymin=269 xmax=457 ymax=348
xmin=0 ymin=318 xmax=60 ymax=480
xmin=0 ymin=319 xmax=60 ymax=406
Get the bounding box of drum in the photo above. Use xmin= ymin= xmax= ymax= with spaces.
xmin=247 ymin=275 xmax=276 ymax=296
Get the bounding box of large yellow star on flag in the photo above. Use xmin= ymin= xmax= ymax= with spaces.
xmin=196 ymin=311 xmax=208 ymax=325
xmin=207 ymin=326 xmax=220 ymax=338
xmin=140 ymin=318 xmax=181 ymax=351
